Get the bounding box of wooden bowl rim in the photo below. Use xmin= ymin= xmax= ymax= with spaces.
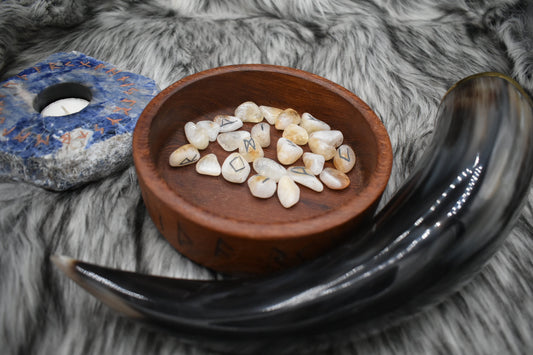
xmin=133 ymin=64 xmax=393 ymax=240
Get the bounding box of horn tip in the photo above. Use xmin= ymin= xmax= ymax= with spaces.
xmin=50 ymin=254 xmax=78 ymax=278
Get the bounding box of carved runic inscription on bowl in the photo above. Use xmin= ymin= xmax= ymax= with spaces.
xmin=214 ymin=238 xmax=234 ymax=258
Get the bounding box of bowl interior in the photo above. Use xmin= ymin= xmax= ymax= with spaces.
xmin=137 ymin=65 xmax=391 ymax=239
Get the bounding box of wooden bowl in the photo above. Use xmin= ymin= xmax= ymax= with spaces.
xmin=133 ymin=64 xmax=392 ymax=275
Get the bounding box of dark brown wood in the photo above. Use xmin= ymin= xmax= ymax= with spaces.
xmin=133 ymin=64 xmax=393 ymax=275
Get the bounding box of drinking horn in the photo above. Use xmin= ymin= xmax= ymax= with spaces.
xmin=52 ymin=73 xmax=533 ymax=351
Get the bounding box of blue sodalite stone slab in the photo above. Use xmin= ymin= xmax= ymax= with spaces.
xmin=0 ymin=52 xmax=159 ymax=190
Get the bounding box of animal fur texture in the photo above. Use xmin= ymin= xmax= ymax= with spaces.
xmin=0 ymin=0 xmax=532 ymax=354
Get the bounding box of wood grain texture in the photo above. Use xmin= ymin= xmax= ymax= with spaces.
xmin=133 ymin=64 xmax=392 ymax=275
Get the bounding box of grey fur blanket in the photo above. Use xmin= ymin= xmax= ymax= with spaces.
xmin=1 ymin=1 xmax=532 ymax=354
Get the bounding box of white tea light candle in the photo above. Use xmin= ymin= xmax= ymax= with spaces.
xmin=41 ymin=98 xmax=90 ymax=117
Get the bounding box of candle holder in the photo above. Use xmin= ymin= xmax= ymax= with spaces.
xmin=0 ymin=51 xmax=159 ymax=190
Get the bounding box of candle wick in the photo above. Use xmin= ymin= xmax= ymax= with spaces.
xmin=61 ymin=105 xmax=70 ymax=115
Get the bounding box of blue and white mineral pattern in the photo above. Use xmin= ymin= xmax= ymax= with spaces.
xmin=0 ymin=52 xmax=159 ymax=190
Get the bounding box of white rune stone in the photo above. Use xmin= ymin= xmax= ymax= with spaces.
xmin=302 ymin=152 xmax=325 ymax=175
xmin=195 ymin=153 xmax=221 ymax=176
xmin=275 ymin=108 xmax=301 ymax=130
xmin=197 ymin=120 xmax=220 ymax=142
xmin=217 ymin=131 xmax=251 ymax=151
xmin=300 ymin=112 xmax=331 ymax=134
xmin=213 ymin=115 xmax=243 ymax=132
xmin=169 ymin=144 xmax=200 ymax=167
xmin=251 ymin=122 xmax=271 ymax=147
xmin=287 ymin=166 xmax=324 ymax=192
xmin=282 ymin=123 xmax=309 ymax=145
xmin=308 ymin=137 xmax=336 ymax=160
xmin=184 ymin=121 xmax=209 ymax=150
xmin=277 ymin=175 xmax=300 ymax=208
xmin=238 ymin=136 xmax=264 ymax=162
xmin=252 ymin=157 xmax=287 ymax=182
xmin=277 ymin=137 xmax=303 ymax=165
xmin=235 ymin=101 xmax=263 ymax=123
xmin=320 ymin=167 xmax=350 ymax=190
xmin=247 ymin=174 xmax=277 ymax=199
xmin=221 ymin=152 xmax=251 ymax=183
xmin=333 ymin=144 xmax=356 ymax=173
xmin=259 ymin=105 xmax=283 ymax=125
xmin=309 ymin=130 xmax=344 ymax=148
